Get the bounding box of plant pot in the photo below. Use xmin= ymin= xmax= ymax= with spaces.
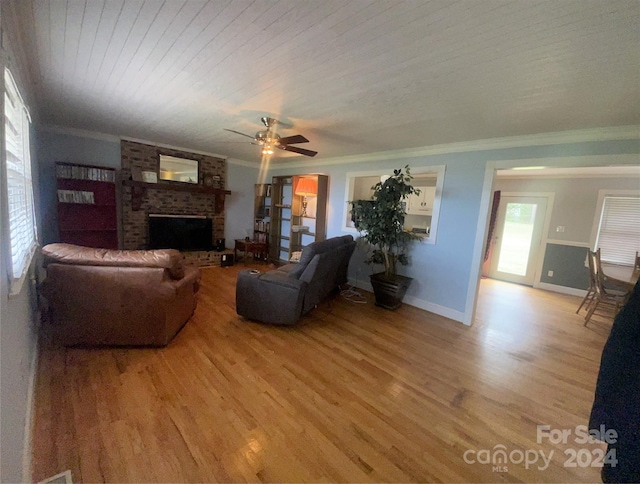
xmin=370 ymin=272 xmax=413 ymax=310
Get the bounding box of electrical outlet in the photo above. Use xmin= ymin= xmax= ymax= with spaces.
xmin=556 ymin=226 xmax=565 ymax=233
xmin=547 ymin=270 xmax=554 ymax=277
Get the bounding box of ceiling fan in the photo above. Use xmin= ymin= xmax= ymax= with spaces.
xmin=224 ymin=117 xmax=317 ymax=157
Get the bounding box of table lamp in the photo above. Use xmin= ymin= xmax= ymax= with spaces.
xmin=295 ymin=177 xmax=318 ymax=217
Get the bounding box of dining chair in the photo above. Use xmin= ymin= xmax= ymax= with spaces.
xmin=576 ymin=250 xmax=597 ymax=314
xmin=584 ymin=249 xmax=629 ymax=326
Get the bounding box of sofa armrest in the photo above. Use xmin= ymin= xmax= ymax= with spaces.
xmin=257 ymin=270 xmax=306 ymax=289
xmin=169 ymin=266 xmax=201 ymax=293
xmin=236 ymin=270 xmax=308 ymax=325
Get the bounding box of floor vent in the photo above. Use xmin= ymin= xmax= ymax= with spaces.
xmin=38 ymin=470 xmax=72 ymax=484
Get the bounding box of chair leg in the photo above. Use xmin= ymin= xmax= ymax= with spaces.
xmin=584 ymin=299 xmax=600 ymax=326
xmin=576 ymin=289 xmax=594 ymax=314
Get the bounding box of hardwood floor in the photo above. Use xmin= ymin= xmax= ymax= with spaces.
xmin=31 ymin=268 xmax=613 ymax=482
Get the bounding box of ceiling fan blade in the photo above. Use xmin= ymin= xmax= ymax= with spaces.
xmin=224 ymin=128 xmax=255 ymax=139
xmin=278 ymin=145 xmax=317 ymax=157
xmin=278 ymin=134 xmax=309 ymax=145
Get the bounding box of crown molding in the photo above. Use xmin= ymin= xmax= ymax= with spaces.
xmin=39 ymin=124 xmax=121 ymax=143
xmin=496 ymin=162 xmax=640 ymax=179
xmin=39 ymin=125 xmax=237 ymax=161
xmin=275 ymin=125 xmax=640 ymax=169
xmin=39 ymin=124 xmax=639 ymax=170
xmin=120 ymin=137 xmax=228 ymax=160
xmin=226 ymin=157 xmax=260 ymax=168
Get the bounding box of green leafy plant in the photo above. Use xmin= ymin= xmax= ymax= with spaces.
xmin=350 ymin=166 xmax=421 ymax=277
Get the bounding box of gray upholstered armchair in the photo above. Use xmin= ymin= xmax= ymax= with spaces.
xmin=236 ymin=235 xmax=355 ymax=325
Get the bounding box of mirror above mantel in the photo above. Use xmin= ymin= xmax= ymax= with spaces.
xmin=159 ymin=154 xmax=199 ymax=184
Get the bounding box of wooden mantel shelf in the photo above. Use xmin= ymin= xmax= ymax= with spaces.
xmin=123 ymin=180 xmax=231 ymax=213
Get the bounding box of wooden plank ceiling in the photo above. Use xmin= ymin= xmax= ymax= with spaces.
xmin=12 ymin=0 xmax=640 ymax=162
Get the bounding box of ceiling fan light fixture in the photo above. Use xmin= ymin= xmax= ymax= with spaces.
xmin=255 ymin=131 xmax=280 ymax=144
xmin=225 ymin=117 xmax=317 ymax=158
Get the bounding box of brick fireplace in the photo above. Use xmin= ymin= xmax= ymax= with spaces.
xmin=121 ymin=140 xmax=230 ymax=265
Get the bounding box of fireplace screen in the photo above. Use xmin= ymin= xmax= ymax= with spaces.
xmin=148 ymin=214 xmax=212 ymax=251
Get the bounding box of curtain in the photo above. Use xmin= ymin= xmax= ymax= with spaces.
xmin=484 ymin=190 xmax=501 ymax=262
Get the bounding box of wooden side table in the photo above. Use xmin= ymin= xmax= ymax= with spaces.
xmin=234 ymin=239 xmax=269 ymax=264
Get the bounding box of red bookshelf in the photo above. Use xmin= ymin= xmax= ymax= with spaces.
xmin=56 ymin=162 xmax=118 ymax=249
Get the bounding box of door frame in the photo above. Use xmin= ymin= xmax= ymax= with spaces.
xmin=464 ymin=153 xmax=639 ymax=326
xmin=486 ymin=191 xmax=554 ymax=286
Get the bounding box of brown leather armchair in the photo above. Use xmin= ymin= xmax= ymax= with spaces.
xmin=40 ymin=243 xmax=201 ymax=346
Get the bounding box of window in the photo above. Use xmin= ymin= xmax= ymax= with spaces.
xmin=4 ymin=68 xmax=36 ymax=293
xmin=595 ymin=196 xmax=640 ymax=266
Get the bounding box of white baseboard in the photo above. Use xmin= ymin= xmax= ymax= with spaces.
xmin=347 ymin=276 xmax=373 ymax=293
xmin=347 ymin=277 xmax=466 ymax=324
xmin=39 ymin=469 xmax=72 ymax=484
xmin=536 ymin=282 xmax=588 ymax=297
xmin=22 ymin=333 xmax=39 ymax=483
xmin=402 ymin=295 xmax=466 ymax=323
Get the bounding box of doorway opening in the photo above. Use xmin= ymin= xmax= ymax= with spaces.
xmin=468 ymin=159 xmax=640 ymax=327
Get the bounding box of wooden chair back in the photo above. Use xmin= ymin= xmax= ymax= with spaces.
xmin=590 ymin=249 xmax=608 ymax=297
xmin=586 ymin=250 xmax=597 ymax=289
xmin=584 ymin=248 xmax=629 ymax=325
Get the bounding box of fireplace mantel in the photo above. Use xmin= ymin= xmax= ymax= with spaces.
xmin=123 ymin=180 xmax=231 ymax=213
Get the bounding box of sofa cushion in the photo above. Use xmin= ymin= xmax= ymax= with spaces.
xmin=42 ymin=243 xmax=186 ymax=279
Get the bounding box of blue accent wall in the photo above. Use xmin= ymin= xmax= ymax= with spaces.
xmin=33 ymin=130 xmax=639 ymax=318
xmin=225 ymin=162 xmax=261 ymax=246
xmin=540 ymin=244 xmax=590 ymax=289
xmin=36 ymin=131 xmax=121 ymax=245
xmin=269 ymin=139 xmax=639 ymax=317
xmin=36 ymin=130 xmax=260 ymax=251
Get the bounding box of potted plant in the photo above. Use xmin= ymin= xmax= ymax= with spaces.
xmin=349 ymin=166 xmax=421 ymax=309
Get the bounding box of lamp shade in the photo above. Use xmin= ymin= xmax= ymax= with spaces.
xmin=295 ymin=177 xmax=317 ymax=196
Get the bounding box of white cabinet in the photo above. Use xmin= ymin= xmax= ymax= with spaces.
xmin=407 ymin=186 xmax=436 ymax=215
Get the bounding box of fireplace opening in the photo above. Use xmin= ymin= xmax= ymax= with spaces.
xmin=149 ymin=214 xmax=213 ymax=251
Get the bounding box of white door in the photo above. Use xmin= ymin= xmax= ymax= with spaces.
xmin=489 ymin=196 xmax=547 ymax=285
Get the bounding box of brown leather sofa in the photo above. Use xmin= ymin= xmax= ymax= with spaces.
xmin=40 ymin=243 xmax=201 ymax=346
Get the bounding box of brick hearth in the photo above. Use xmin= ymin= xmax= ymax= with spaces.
xmin=181 ymin=249 xmax=234 ymax=267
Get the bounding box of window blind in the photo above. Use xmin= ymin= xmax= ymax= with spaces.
xmin=4 ymin=68 xmax=36 ymax=292
xmin=596 ymin=196 xmax=640 ymax=266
